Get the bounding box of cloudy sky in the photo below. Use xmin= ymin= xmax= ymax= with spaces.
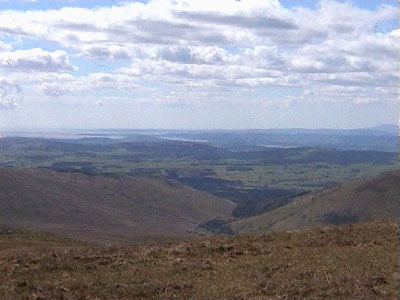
xmin=0 ymin=0 xmax=398 ymax=130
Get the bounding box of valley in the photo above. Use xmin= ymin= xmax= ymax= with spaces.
xmin=0 ymin=128 xmax=398 ymax=299
xmin=0 ymin=129 xmax=397 ymax=227
xmin=0 ymin=0 xmax=398 ymax=298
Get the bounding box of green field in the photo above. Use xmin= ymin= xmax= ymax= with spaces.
xmin=0 ymin=137 xmax=397 ymax=191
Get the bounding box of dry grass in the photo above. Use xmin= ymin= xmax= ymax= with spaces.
xmin=0 ymin=220 xmax=397 ymax=299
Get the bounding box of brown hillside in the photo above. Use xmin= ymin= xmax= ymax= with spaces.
xmin=0 ymin=221 xmax=397 ymax=299
xmin=0 ymin=168 xmax=235 ymax=243
xmin=231 ymin=169 xmax=400 ymax=234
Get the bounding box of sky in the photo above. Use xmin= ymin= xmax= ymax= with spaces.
xmin=0 ymin=0 xmax=398 ymax=130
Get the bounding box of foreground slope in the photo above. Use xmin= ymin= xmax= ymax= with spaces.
xmin=0 ymin=221 xmax=397 ymax=299
xmin=231 ymin=170 xmax=400 ymax=234
xmin=0 ymin=224 xmax=85 ymax=253
xmin=0 ymin=168 xmax=234 ymax=243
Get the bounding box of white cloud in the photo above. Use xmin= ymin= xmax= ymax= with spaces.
xmin=0 ymin=41 xmax=12 ymax=52
xmin=0 ymin=98 xmax=18 ymax=110
xmin=0 ymin=77 xmax=20 ymax=110
xmin=0 ymin=0 xmax=37 ymax=2
xmin=0 ymin=0 xmax=397 ymax=107
xmin=30 ymin=72 xmax=138 ymax=97
xmin=0 ymin=48 xmax=76 ymax=72
xmin=0 ymin=0 xmax=394 ymax=48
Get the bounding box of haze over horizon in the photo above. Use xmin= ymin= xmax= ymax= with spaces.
xmin=0 ymin=0 xmax=398 ymax=130
xmin=0 ymin=123 xmax=398 ymax=132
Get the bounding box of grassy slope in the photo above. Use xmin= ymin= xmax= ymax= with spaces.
xmin=0 ymin=168 xmax=235 ymax=243
xmin=231 ymin=170 xmax=400 ymax=234
xmin=0 ymin=225 xmax=86 ymax=254
xmin=0 ymin=221 xmax=397 ymax=299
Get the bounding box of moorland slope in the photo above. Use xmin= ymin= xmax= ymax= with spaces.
xmin=0 ymin=220 xmax=397 ymax=299
xmin=231 ymin=169 xmax=400 ymax=234
xmin=0 ymin=168 xmax=235 ymax=243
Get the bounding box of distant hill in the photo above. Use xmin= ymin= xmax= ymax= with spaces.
xmin=231 ymin=169 xmax=400 ymax=234
xmin=365 ymin=124 xmax=397 ymax=134
xmin=160 ymin=128 xmax=398 ymax=151
xmin=0 ymin=168 xmax=234 ymax=243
